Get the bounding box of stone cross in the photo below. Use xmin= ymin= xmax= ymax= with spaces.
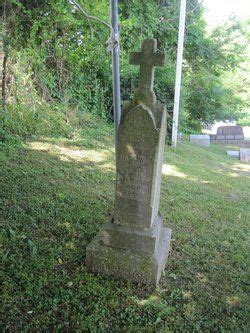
xmin=130 ymin=39 xmax=166 ymax=109
xmin=86 ymin=39 xmax=171 ymax=286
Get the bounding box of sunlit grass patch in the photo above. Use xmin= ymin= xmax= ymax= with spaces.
xmin=28 ymin=141 xmax=114 ymax=168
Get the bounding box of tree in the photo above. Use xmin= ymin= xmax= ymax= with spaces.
xmin=2 ymin=0 xmax=248 ymax=138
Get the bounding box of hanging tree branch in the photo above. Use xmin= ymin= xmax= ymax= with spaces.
xmin=70 ymin=0 xmax=111 ymax=32
xmin=69 ymin=1 xmax=117 ymax=50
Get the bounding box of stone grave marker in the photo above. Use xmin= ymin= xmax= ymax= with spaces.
xmin=189 ymin=134 xmax=210 ymax=147
xmin=211 ymin=125 xmax=244 ymax=142
xmin=217 ymin=125 xmax=244 ymax=139
xmin=227 ymin=150 xmax=239 ymax=157
xmin=240 ymin=149 xmax=250 ymax=163
xmin=86 ymin=39 xmax=171 ymax=285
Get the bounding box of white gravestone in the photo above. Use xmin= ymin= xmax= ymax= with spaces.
xmin=227 ymin=151 xmax=240 ymax=157
xmin=240 ymin=149 xmax=250 ymax=163
xmin=189 ymin=134 xmax=210 ymax=147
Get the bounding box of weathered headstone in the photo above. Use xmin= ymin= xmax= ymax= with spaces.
xmin=86 ymin=39 xmax=171 ymax=285
xmin=189 ymin=134 xmax=210 ymax=147
xmin=217 ymin=125 xmax=244 ymax=139
xmin=210 ymin=125 xmax=245 ymax=142
xmin=240 ymin=148 xmax=250 ymax=163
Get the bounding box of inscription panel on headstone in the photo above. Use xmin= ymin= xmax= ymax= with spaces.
xmin=114 ymin=104 xmax=158 ymax=229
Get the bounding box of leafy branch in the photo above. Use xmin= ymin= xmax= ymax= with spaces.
xmin=70 ymin=0 xmax=111 ymax=40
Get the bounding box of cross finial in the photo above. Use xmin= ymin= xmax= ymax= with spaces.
xmin=130 ymin=39 xmax=166 ymax=109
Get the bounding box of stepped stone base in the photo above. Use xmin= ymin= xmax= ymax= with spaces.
xmin=212 ymin=139 xmax=250 ymax=148
xmin=86 ymin=222 xmax=171 ymax=286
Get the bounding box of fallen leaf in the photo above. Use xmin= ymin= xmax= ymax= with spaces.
xmin=58 ymin=258 xmax=63 ymax=265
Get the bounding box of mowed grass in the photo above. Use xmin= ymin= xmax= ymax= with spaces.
xmin=1 ymin=120 xmax=249 ymax=332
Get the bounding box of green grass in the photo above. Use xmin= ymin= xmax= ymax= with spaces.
xmin=1 ymin=118 xmax=249 ymax=332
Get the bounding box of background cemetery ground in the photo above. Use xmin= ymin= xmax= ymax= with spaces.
xmin=1 ymin=114 xmax=249 ymax=331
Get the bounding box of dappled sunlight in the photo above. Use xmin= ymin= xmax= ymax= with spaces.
xmin=227 ymin=172 xmax=240 ymax=178
xmin=137 ymin=294 xmax=161 ymax=306
xmin=127 ymin=144 xmax=137 ymax=160
xmin=183 ymin=291 xmax=192 ymax=299
xmin=28 ymin=141 xmax=114 ymax=168
xmin=201 ymin=180 xmax=213 ymax=184
xmin=54 ymin=145 xmax=109 ymax=163
xmin=28 ymin=141 xmax=52 ymax=151
xmin=226 ymin=295 xmax=241 ymax=307
xmin=196 ymin=273 xmax=208 ymax=283
xmin=162 ymin=164 xmax=188 ymax=178
xmin=231 ymin=162 xmax=250 ymax=175
xmin=162 ymin=163 xmax=203 ymax=183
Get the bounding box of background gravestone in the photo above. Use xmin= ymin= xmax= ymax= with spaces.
xmin=216 ymin=125 xmax=244 ymax=139
xmin=210 ymin=125 xmax=245 ymax=142
xmin=240 ymin=149 xmax=250 ymax=163
xmin=209 ymin=125 xmax=250 ymax=147
xmin=86 ymin=39 xmax=171 ymax=285
xmin=189 ymin=134 xmax=210 ymax=147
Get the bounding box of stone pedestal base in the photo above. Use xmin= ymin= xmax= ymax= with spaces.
xmin=86 ymin=223 xmax=171 ymax=286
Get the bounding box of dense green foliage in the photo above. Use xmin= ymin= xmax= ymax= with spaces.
xmin=0 ymin=0 xmax=249 ymax=142
xmin=1 ymin=115 xmax=249 ymax=331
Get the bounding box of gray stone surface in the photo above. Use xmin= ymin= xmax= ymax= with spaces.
xmin=101 ymin=215 xmax=164 ymax=254
xmin=130 ymin=39 xmax=166 ymax=110
xmin=86 ymin=226 xmax=171 ymax=285
xmin=211 ymin=139 xmax=250 ymax=147
xmin=217 ymin=125 xmax=244 ymax=138
xmin=114 ymin=103 xmax=166 ymax=229
xmin=227 ymin=150 xmax=239 ymax=157
xmin=189 ymin=134 xmax=210 ymax=147
xmin=86 ymin=39 xmax=171 ymax=285
xmin=210 ymin=126 xmax=245 ymax=144
xmin=240 ymin=148 xmax=250 ymax=163
xmin=226 ymin=135 xmax=234 ymax=140
xmin=216 ymin=135 xmax=225 ymax=140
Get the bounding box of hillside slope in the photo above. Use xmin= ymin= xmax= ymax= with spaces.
xmin=1 ymin=117 xmax=249 ymax=331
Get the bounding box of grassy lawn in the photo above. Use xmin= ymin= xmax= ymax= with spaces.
xmin=1 ymin=120 xmax=249 ymax=332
